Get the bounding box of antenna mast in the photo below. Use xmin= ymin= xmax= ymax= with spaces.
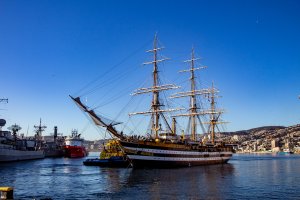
xmin=34 ymin=118 xmax=47 ymax=139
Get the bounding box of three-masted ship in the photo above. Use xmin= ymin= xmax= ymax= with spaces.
xmin=71 ymin=35 xmax=233 ymax=168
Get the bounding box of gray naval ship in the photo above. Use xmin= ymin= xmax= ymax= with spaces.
xmin=0 ymin=119 xmax=45 ymax=162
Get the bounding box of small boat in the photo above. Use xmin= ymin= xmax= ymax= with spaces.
xmin=83 ymin=156 xmax=130 ymax=167
xmin=278 ymin=149 xmax=294 ymax=155
xmin=64 ymin=129 xmax=88 ymax=158
xmin=83 ymin=140 xmax=131 ymax=167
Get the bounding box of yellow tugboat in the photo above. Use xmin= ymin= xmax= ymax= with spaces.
xmin=83 ymin=140 xmax=131 ymax=167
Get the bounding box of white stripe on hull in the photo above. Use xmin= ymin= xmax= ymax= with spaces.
xmin=128 ymin=155 xmax=231 ymax=162
xmin=124 ymin=146 xmax=233 ymax=156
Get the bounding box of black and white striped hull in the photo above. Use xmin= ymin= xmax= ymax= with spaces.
xmin=120 ymin=142 xmax=233 ymax=168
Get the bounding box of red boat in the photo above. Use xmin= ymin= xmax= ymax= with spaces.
xmin=64 ymin=130 xmax=88 ymax=158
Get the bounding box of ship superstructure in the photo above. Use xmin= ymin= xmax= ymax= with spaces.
xmin=64 ymin=129 xmax=88 ymax=158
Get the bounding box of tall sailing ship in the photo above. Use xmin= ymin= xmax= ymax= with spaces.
xmin=71 ymin=36 xmax=233 ymax=168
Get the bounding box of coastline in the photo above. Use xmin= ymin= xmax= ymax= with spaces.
xmin=236 ymin=151 xmax=300 ymax=154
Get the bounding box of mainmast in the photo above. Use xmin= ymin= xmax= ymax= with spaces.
xmin=170 ymin=47 xmax=206 ymax=141
xmin=130 ymin=34 xmax=181 ymax=139
xmin=190 ymin=48 xmax=198 ymax=141
xmin=152 ymin=35 xmax=160 ymax=139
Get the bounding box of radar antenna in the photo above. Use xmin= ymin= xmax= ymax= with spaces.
xmin=0 ymin=98 xmax=8 ymax=103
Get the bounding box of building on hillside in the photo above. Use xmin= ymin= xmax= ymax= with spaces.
xmin=271 ymin=139 xmax=279 ymax=149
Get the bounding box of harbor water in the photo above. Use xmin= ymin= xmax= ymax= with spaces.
xmin=0 ymin=153 xmax=299 ymax=199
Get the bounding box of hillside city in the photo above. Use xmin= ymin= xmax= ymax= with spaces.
xmin=83 ymin=124 xmax=300 ymax=154
xmin=212 ymin=124 xmax=300 ymax=153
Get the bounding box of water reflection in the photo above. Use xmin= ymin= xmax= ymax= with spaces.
xmin=123 ymin=164 xmax=235 ymax=199
xmin=1 ymin=154 xmax=300 ymax=199
xmin=97 ymin=167 xmax=131 ymax=193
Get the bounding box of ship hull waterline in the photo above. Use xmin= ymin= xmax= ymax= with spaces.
xmin=64 ymin=146 xmax=88 ymax=158
xmin=0 ymin=148 xmax=45 ymax=162
xmin=128 ymin=155 xmax=231 ymax=168
xmin=120 ymin=141 xmax=233 ymax=168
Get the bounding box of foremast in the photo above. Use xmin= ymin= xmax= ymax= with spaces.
xmin=70 ymin=35 xmax=180 ymax=140
xmin=130 ymin=34 xmax=181 ymax=139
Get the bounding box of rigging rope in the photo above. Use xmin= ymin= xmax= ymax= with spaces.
xmin=92 ymin=74 xmax=150 ymax=110
xmin=73 ymin=39 xmax=152 ymax=97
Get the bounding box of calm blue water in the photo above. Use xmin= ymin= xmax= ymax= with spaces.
xmin=0 ymin=153 xmax=300 ymax=199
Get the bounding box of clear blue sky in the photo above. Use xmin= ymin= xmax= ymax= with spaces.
xmin=0 ymin=0 xmax=299 ymax=140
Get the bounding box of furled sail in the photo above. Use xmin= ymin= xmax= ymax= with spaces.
xmin=69 ymin=95 xmax=124 ymax=139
